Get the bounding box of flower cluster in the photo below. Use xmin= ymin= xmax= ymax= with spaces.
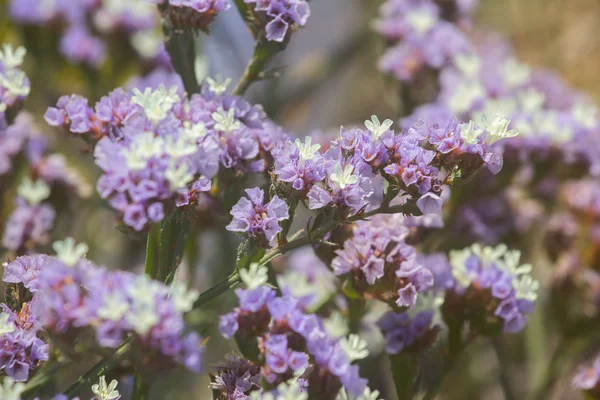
xmin=209 ymin=354 xmax=262 ymax=399
xmin=0 ymin=44 xmax=30 ymax=121
xmin=45 ymin=81 xmax=290 ymax=231
xmin=226 ymin=188 xmax=289 ymax=246
xmin=332 ymin=214 xmax=434 ymax=308
xmin=218 ymin=265 xmax=369 ymax=398
xmin=441 ymin=244 xmax=539 ymax=334
xmin=244 ymin=0 xmax=311 ymax=42
xmin=3 ymin=239 xmax=204 ymax=373
xmin=401 ymin=36 xmax=600 ymax=174
xmin=373 ymin=0 xmax=473 ymax=81
xmin=377 ymin=309 xmax=438 ymax=355
xmin=9 ymin=0 xmax=162 ymax=67
xmin=572 ymin=354 xmax=600 ymax=399
xmin=273 ymin=115 xmax=513 ymax=221
xmin=0 ymin=306 xmax=49 ymax=381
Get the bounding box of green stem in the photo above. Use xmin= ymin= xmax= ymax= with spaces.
xmin=193 ymin=271 xmax=242 ymax=309
xmin=232 ymin=36 xmax=283 ymax=96
xmin=162 ymin=28 xmax=199 ymax=95
xmin=390 ymin=353 xmax=418 ymax=400
xmin=491 ymin=338 xmax=517 ymax=400
xmin=63 ymin=340 xmax=132 ymax=397
xmin=132 ymin=373 xmax=150 ymax=400
xmin=422 ymin=355 xmax=459 ymax=400
xmin=21 ymin=359 xmax=70 ymax=398
xmin=191 ymin=202 xmax=415 ymax=311
xmin=144 ymin=223 xmax=161 ymax=279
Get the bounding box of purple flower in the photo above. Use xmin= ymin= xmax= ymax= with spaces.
xmin=226 ymin=187 xmax=289 ymax=244
xmin=245 ymin=0 xmax=311 ymax=42
xmin=2 ymin=255 xmax=48 ymax=292
xmin=332 ymin=214 xmax=433 ymax=308
xmin=210 ymin=354 xmax=261 ymax=398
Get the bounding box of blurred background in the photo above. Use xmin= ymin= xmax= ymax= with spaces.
xmin=1 ymin=0 xmax=600 ymax=398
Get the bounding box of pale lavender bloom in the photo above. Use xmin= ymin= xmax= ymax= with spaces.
xmin=226 ymin=188 xmax=289 ymax=244
xmin=1 ymin=200 xmax=56 ymax=251
xmin=244 ymin=0 xmax=311 ymax=42
xmin=210 ymin=354 xmax=262 ymax=398
xmin=378 ymin=310 xmax=436 ymax=355
xmin=24 ymin=254 xmax=204 ymax=372
xmin=332 ymin=214 xmax=433 ymax=308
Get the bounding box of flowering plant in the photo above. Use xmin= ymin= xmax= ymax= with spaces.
xmin=1 ymin=0 xmax=600 ymax=399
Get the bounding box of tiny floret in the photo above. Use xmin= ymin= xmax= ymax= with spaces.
xmin=170 ymin=282 xmax=200 ymax=313
xmin=240 ymin=263 xmax=269 ymax=290
xmin=0 ymin=377 xmax=25 ymax=400
xmin=329 ymin=163 xmax=359 ymax=190
xmin=0 ymin=44 xmax=26 ymax=69
xmin=132 ymin=84 xmax=180 ymax=125
xmin=364 ymin=115 xmax=393 ymax=141
xmin=339 ymin=334 xmax=369 ymax=361
xmin=91 ymin=376 xmax=120 ymax=400
xmin=52 ymin=237 xmax=89 ymax=266
xmin=207 ymin=76 xmax=232 ymax=96
xmin=17 ymin=177 xmax=50 ymax=205
xmin=295 ymin=136 xmax=321 ymax=163
xmin=212 ymin=107 xmax=241 ymax=133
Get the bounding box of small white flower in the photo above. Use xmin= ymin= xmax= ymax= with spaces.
xmin=406 ymin=9 xmax=437 ymax=35
xmin=572 ymin=101 xmax=599 ymax=129
xmin=212 ymin=107 xmax=241 ymax=133
xmin=132 ymin=84 xmax=180 ymax=125
xmin=240 ymin=263 xmax=269 ymax=290
xmin=323 ymin=311 xmax=349 ymax=338
xmin=0 ymin=70 xmax=31 ymax=98
xmin=482 ymin=115 xmax=519 ymax=145
xmin=164 ymin=135 xmax=197 ymax=158
xmin=53 ymin=237 xmax=89 ymax=266
xmin=364 ymin=115 xmax=393 ymax=141
xmin=513 ymin=274 xmax=539 ymax=302
xmin=169 ymin=282 xmax=200 ymax=313
xmin=449 ymin=247 xmax=477 ymax=288
xmin=295 ymin=136 xmax=321 ymax=164
xmin=448 ymin=81 xmax=485 ymax=114
xmin=123 ymin=132 xmax=164 ymax=170
xmin=471 ymin=243 xmax=508 ymax=265
xmin=276 ymin=380 xmax=308 ymax=400
xmin=130 ymin=29 xmax=163 ymax=59
xmin=0 ymin=44 xmax=26 ymax=69
xmin=165 ymin=161 xmax=194 ymax=190
xmin=0 ymin=102 xmax=6 ymax=113
xmin=182 ymin=121 xmax=207 ymax=140
xmin=340 ymin=334 xmax=369 ymax=362
xmin=0 ymin=313 xmax=15 ymax=336
xmin=17 ymin=177 xmax=50 ymax=205
xmin=518 ymin=89 xmax=545 ymax=113
xmin=250 ymin=391 xmax=275 ymax=400
xmin=127 ymin=302 xmax=159 ymax=335
xmin=91 ymin=376 xmax=120 ymax=400
xmin=336 ymin=386 xmax=381 ymax=400
xmin=497 ymin=250 xmax=532 ymax=276
xmin=453 ymin=53 xmax=481 ymax=78
xmin=0 ymin=376 xmax=25 ymax=400
xmin=459 ymin=120 xmax=483 ymax=145
xmin=329 ymin=163 xmax=359 ymax=190
xmin=97 ymin=295 xmax=130 ymax=322
xmin=206 ymin=76 xmax=232 ymax=96
xmin=499 ymin=58 xmax=531 ymax=88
